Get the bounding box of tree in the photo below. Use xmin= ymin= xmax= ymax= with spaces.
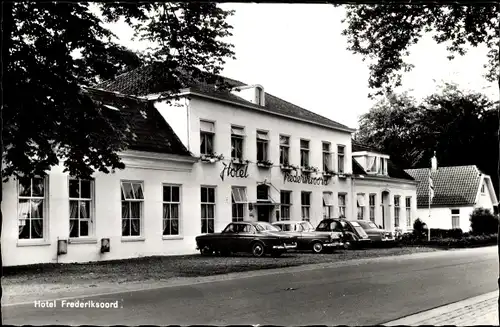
xmin=0 ymin=2 xmax=235 ymax=319
xmin=341 ymin=4 xmax=499 ymax=97
xmin=2 ymin=2 xmax=235 ymax=180
xmin=356 ymin=83 xmax=499 ymax=194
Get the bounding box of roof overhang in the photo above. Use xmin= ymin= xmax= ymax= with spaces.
xmin=354 ymin=175 xmax=418 ymax=185
xmin=353 ymin=151 xmax=390 ymax=158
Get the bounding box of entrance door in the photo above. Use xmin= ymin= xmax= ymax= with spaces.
xmin=257 ymin=205 xmax=271 ymax=222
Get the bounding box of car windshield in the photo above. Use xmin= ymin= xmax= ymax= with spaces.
xmin=256 ymin=222 xmax=281 ymax=232
xmin=350 ymin=221 xmax=361 ymax=227
xmin=357 ymin=221 xmax=379 ymax=229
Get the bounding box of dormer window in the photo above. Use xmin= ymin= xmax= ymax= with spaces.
xmin=256 ymin=87 xmax=263 ymax=105
xmin=367 ymin=156 xmax=377 ymax=172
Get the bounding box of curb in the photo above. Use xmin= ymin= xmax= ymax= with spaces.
xmin=2 ymin=246 xmax=495 ymax=307
xmin=383 ymin=291 xmax=498 ymax=326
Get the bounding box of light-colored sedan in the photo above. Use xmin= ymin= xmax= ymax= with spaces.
xmin=272 ymin=221 xmax=343 ymax=253
xmin=353 ymin=220 xmax=394 ymax=242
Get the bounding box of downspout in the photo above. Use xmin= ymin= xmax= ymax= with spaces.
xmin=185 ymin=98 xmax=191 ymax=152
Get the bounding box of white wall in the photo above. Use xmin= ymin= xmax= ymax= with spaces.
xmin=416 ymin=206 xmax=474 ymax=231
xmin=155 ymin=99 xmax=190 ymax=151
xmin=476 ymin=177 xmax=495 ymax=211
xmin=2 ymin=153 xmax=199 ymax=267
xmin=352 ymin=178 xmax=418 ymax=232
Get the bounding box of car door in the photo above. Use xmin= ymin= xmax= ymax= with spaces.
xmin=220 ymin=223 xmax=237 ymax=250
xmin=233 ymin=224 xmax=256 ymax=252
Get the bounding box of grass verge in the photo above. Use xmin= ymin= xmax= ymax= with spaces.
xmin=3 ymin=247 xmax=440 ymax=287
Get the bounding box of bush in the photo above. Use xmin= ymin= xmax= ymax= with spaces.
xmin=413 ymin=218 xmax=427 ymax=239
xmin=429 ymin=228 xmax=463 ymax=239
xmin=470 ymin=208 xmax=499 ymax=235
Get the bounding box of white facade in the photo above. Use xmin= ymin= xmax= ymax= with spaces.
xmin=2 ymin=87 xmax=418 ymax=266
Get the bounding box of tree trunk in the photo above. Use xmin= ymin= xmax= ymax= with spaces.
xmin=497 ymin=18 xmax=500 ymax=325
xmin=0 ymin=1 xmax=13 ymax=323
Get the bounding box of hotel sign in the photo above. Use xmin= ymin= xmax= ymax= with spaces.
xmin=220 ymin=162 xmax=249 ymax=181
xmin=283 ymin=172 xmax=329 ymax=186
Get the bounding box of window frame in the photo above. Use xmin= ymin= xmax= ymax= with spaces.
xmin=451 ymin=209 xmax=460 ymax=228
xmin=68 ymin=178 xmax=95 ymax=239
xmin=232 ymin=186 xmax=247 ymax=222
xmin=162 ymin=184 xmax=181 ymax=237
xmin=280 ymin=190 xmax=292 ymax=221
xmin=300 ymin=139 xmax=310 ymax=168
xmin=301 ymin=191 xmax=311 ymax=221
xmin=256 ymin=130 xmax=269 ymax=161
xmin=357 ymin=193 xmax=366 ymax=220
xmin=200 ymin=120 xmax=215 ymax=155
xmin=322 ymin=142 xmax=332 ymax=171
xmin=121 ymin=180 xmax=145 ymax=238
xmin=405 ymin=196 xmax=412 ymax=227
xmin=323 ymin=191 xmax=334 ymax=218
xmin=231 ymin=125 xmax=245 ymax=160
xmin=279 ymin=135 xmax=290 ymax=165
xmin=17 ymin=177 xmax=49 ymax=241
xmin=338 ymin=193 xmax=347 ymax=218
xmin=394 ymin=195 xmax=401 ymax=228
xmin=369 ymin=194 xmax=376 ymax=222
xmin=337 ymin=145 xmax=345 ymax=173
xmin=201 ymin=186 xmax=216 ymax=234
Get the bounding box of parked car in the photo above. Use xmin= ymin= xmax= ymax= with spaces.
xmin=353 ymin=220 xmax=395 ymax=242
xmin=195 ymin=221 xmax=298 ymax=257
xmin=272 ymin=221 xmax=344 ymax=253
xmin=315 ymin=218 xmax=371 ymax=249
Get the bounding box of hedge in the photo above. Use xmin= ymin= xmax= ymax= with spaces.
xmin=398 ymin=233 xmax=498 ymax=248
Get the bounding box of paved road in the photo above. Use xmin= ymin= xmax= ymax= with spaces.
xmin=4 ymin=247 xmax=498 ymax=325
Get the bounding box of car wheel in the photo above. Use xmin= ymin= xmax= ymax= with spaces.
xmin=251 ymin=242 xmax=265 ymax=257
xmin=200 ymin=246 xmax=213 ymax=256
xmin=311 ymin=241 xmax=323 ymax=253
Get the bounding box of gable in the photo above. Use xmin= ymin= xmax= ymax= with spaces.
xmin=405 ymin=165 xmax=481 ymax=208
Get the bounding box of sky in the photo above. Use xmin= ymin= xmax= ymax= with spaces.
xmin=104 ymin=3 xmax=498 ymax=129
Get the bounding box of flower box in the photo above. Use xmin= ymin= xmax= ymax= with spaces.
xmin=280 ymin=164 xmax=298 ymax=172
xmin=257 ymin=160 xmax=273 ymax=168
xmin=302 ymin=166 xmax=319 ymax=174
xmin=200 ymin=153 xmax=223 ymax=163
xmin=231 ymin=158 xmax=249 ymax=165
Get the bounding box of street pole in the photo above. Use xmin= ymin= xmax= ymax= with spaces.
xmin=428 ymin=196 xmax=431 ymax=242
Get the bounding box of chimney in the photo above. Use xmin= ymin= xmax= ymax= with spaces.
xmin=431 ymin=151 xmax=438 ymax=172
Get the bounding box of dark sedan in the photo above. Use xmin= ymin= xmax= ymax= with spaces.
xmin=272 ymin=221 xmax=343 ymax=253
xmin=353 ymin=220 xmax=395 ymax=242
xmin=195 ymin=221 xmax=298 ymax=257
xmin=315 ymin=218 xmax=371 ymax=249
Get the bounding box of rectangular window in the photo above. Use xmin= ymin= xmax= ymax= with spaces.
xmin=300 ymin=139 xmax=310 ymax=167
xmin=18 ymin=177 xmax=46 ymax=240
xmin=379 ymin=158 xmax=387 ymax=175
xmin=201 ymin=186 xmax=216 ymax=234
xmin=481 ymin=183 xmax=485 ymax=193
xmin=357 ymin=193 xmax=366 ymax=220
xmin=338 ymin=193 xmax=346 ymax=218
xmin=367 ymin=156 xmax=377 ymax=172
xmin=231 ymin=186 xmax=247 ymax=222
xmin=256 ymin=130 xmax=269 ymax=161
xmin=322 ymin=142 xmax=332 ymax=171
xmin=337 ymin=145 xmax=345 ymax=173
xmin=369 ymin=194 xmax=376 ymax=222
xmin=280 ymin=191 xmax=292 ymax=221
xmin=452 ymin=209 xmax=460 ymax=229
xmin=69 ymin=178 xmax=94 ymax=238
xmin=279 ymin=135 xmax=290 ymax=165
xmin=200 ymin=120 xmax=215 ymax=155
xmin=394 ymin=195 xmax=400 ymax=228
xmin=301 ymin=191 xmax=311 ymax=221
xmin=231 ymin=126 xmax=245 ymax=160
xmin=121 ymin=181 xmax=144 ymax=237
xmin=163 ymin=185 xmax=180 ymax=236
xmin=405 ymin=196 xmax=412 ymax=227
xmin=323 ymin=192 xmax=334 ymax=218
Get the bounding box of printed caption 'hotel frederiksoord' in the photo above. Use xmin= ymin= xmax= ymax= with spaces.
xmin=33 ymin=299 xmax=124 ymax=309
